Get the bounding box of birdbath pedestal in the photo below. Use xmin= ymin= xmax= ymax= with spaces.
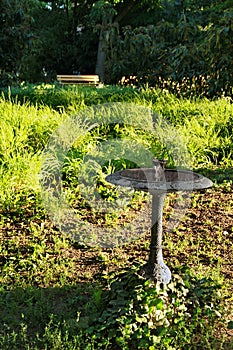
xmin=106 ymin=160 xmax=213 ymax=284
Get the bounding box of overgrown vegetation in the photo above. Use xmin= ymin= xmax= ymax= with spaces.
xmin=0 ymin=85 xmax=232 ymax=349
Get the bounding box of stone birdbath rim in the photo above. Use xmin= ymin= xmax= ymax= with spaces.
xmin=107 ymin=167 xmax=213 ymax=193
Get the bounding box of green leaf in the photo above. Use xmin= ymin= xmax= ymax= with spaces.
xmin=153 ymin=298 xmax=164 ymax=310
xmin=78 ymin=316 xmax=89 ymax=329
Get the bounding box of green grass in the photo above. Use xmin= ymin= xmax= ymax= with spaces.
xmin=0 ymin=85 xmax=232 ymax=349
xmin=3 ymin=83 xmax=233 ymax=168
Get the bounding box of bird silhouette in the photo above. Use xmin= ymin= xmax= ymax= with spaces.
xmin=152 ymin=158 xmax=167 ymax=181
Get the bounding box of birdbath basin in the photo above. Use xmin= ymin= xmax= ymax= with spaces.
xmin=106 ymin=160 xmax=213 ymax=284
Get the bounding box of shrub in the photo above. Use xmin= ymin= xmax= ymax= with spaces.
xmin=82 ymin=267 xmax=225 ymax=350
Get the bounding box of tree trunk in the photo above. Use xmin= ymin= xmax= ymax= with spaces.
xmin=94 ymin=1 xmax=135 ymax=83
xmin=95 ymin=28 xmax=106 ymax=82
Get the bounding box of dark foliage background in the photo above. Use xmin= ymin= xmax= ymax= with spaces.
xmin=0 ymin=0 xmax=232 ymax=97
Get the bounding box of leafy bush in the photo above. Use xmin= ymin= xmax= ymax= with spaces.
xmin=102 ymin=5 xmax=233 ymax=98
xmin=0 ymin=72 xmax=18 ymax=88
xmin=79 ymin=267 xmax=225 ymax=350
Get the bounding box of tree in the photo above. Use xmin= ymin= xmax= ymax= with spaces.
xmin=205 ymin=5 xmax=233 ymax=96
xmin=94 ymin=0 xmax=233 ymax=96
xmin=0 ymin=0 xmax=34 ymax=85
xmin=33 ymin=0 xmax=97 ymax=77
xmin=90 ymin=0 xmax=162 ymax=82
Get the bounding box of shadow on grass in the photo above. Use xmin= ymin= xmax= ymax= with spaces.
xmin=0 ymin=280 xmax=106 ymax=349
xmin=0 ymin=268 xmax=232 ymax=350
xmin=197 ymin=166 xmax=233 ymax=184
xmin=0 ymin=283 xmax=86 ymax=330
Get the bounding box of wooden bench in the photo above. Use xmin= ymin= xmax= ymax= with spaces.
xmin=57 ymin=74 xmax=100 ymax=86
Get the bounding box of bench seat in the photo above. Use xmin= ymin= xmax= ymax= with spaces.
xmin=57 ymin=74 xmax=100 ymax=86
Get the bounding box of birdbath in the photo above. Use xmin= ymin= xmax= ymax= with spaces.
xmin=106 ymin=159 xmax=213 ymax=284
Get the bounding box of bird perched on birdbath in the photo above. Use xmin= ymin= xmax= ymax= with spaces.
xmin=152 ymin=159 xmax=167 ymax=182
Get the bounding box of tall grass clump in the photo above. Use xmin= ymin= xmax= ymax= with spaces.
xmin=3 ymin=84 xmax=233 ymax=169
xmin=0 ymin=98 xmax=64 ymax=212
xmin=172 ymin=96 xmax=233 ymax=167
xmin=2 ymin=84 xmax=139 ymax=111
